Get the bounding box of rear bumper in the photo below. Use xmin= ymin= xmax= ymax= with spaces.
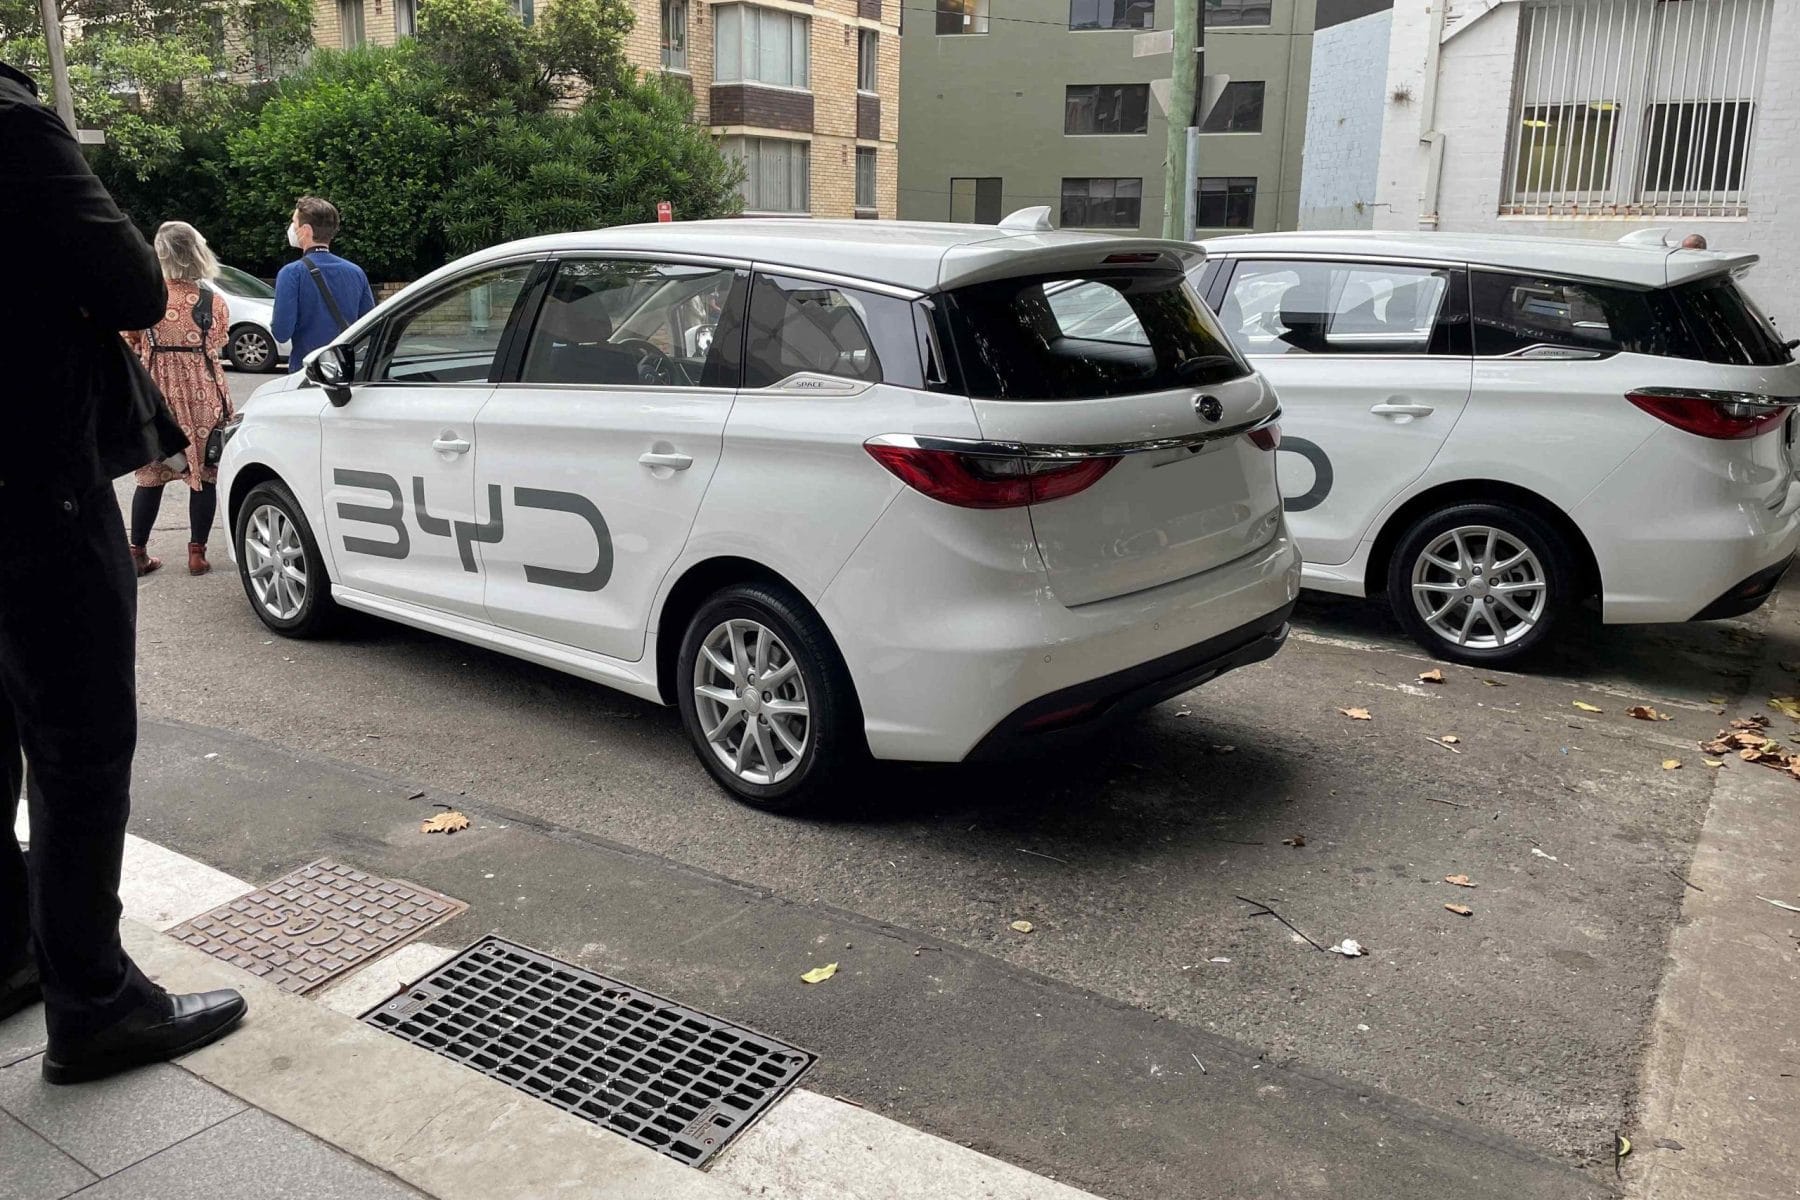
xmin=1691 ymin=553 xmax=1795 ymax=620
xmin=966 ymin=604 xmax=1292 ymax=761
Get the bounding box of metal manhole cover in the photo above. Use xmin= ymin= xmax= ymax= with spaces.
xmin=168 ymin=859 xmax=466 ymax=994
xmin=361 ymin=938 xmax=814 ymax=1168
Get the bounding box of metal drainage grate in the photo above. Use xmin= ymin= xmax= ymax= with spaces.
xmin=167 ymin=859 xmax=466 ymax=993
xmin=361 ymin=937 xmax=814 ymax=1168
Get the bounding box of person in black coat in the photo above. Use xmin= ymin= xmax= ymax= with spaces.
xmin=0 ymin=60 xmax=246 ymax=1083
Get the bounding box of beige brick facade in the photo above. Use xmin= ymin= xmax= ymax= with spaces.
xmin=312 ymin=0 xmax=900 ymax=220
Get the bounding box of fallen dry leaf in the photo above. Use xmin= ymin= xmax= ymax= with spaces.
xmin=1282 ymin=834 xmax=1307 ymax=848
xmin=1418 ymin=669 xmax=1445 ymax=684
xmin=1703 ymin=759 xmax=1725 ymax=769
xmin=1439 ymin=734 xmax=1461 ymax=745
xmin=1444 ymin=903 xmax=1473 ymax=917
xmin=1009 ymin=920 xmax=1034 ymax=934
xmin=1626 ymin=705 xmax=1672 ymax=722
xmin=1444 ymin=874 xmax=1477 ymax=888
xmin=800 ymin=962 xmax=838 ymax=984
xmin=1572 ymin=701 xmax=1604 ymax=714
xmin=420 ymin=811 xmax=471 ymax=835
xmin=1481 ymin=679 xmax=1506 ymax=688
xmin=1661 ymin=759 xmax=1682 ymax=771
xmin=1731 ymin=715 xmax=1772 ymax=731
xmin=1340 ymin=707 xmax=1372 ymax=721
xmin=1708 ymin=697 xmax=1727 ymax=706
xmin=1769 ymin=696 xmax=1800 ymax=722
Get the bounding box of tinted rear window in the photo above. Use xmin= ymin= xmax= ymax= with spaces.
xmin=1668 ymin=275 xmax=1793 ymax=367
xmin=940 ymin=269 xmax=1249 ymax=401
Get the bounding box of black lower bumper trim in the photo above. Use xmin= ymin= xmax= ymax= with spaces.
xmin=965 ymin=601 xmax=1295 ymax=762
xmin=1691 ymin=553 xmax=1794 ymax=621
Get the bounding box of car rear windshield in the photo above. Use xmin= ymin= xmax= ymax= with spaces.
xmin=938 ymin=268 xmax=1250 ymax=401
xmin=1667 ymin=275 xmax=1793 ymax=367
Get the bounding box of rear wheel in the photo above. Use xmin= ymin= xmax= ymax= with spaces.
xmin=1387 ymin=502 xmax=1578 ymax=666
xmin=226 ymin=325 xmax=278 ymax=373
xmin=234 ymin=480 xmax=337 ymax=638
xmin=676 ymin=582 xmax=864 ymax=813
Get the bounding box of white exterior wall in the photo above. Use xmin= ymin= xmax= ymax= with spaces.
xmin=1299 ymin=8 xmax=1393 ymax=229
xmin=1373 ymin=0 xmax=1800 ymax=329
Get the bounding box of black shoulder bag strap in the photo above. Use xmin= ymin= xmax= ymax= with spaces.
xmin=303 ymin=255 xmax=351 ymax=333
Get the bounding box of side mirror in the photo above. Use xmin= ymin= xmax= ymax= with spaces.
xmin=305 ymin=344 xmax=355 ymax=407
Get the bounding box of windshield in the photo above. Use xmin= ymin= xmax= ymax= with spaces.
xmin=1668 ymin=274 xmax=1793 ymax=366
xmin=940 ymin=268 xmax=1249 ymax=401
xmin=214 ymin=264 xmax=275 ymax=300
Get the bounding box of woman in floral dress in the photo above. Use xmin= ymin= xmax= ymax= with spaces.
xmin=125 ymin=222 xmax=232 ymax=577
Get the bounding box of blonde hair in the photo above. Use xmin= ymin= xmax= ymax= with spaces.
xmin=153 ymin=221 xmax=220 ymax=282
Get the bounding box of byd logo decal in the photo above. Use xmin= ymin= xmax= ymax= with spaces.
xmin=333 ymin=469 xmax=613 ymax=592
xmin=1276 ymin=437 xmax=1333 ymax=513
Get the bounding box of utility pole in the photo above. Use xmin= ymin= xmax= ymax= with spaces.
xmin=36 ymin=0 xmax=77 ymax=133
xmin=1161 ymin=0 xmax=1201 ymax=239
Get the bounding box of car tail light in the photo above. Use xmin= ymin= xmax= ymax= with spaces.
xmin=1627 ymin=389 xmax=1792 ymax=440
xmin=1247 ymin=422 xmax=1281 ymax=451
xmin=865 ymin=444 xmax=1120 ymax=509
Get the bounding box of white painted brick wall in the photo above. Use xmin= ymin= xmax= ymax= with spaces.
xmin=1373 ymin=0 xmax=1800 ymax=329
xmin=1299 ymin=9 xmax=1393 ymax=229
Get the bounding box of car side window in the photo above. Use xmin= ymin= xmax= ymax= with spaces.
xmin=1219 ymin=260 xmax=1464 ymax=357
xmin=743 ymin=274 xmax=924 ymax=389
xmin=377 ymin=263 xmax=537 ymax=384
xmin=519 ymin=260 xmax=741 ymax=389
xmin=1043 ymin=279 xmax=1152 ymax=346
xmin=1470 ymin=270 xmax=1642 ymax=357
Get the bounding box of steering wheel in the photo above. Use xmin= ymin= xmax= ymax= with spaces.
xmin=615 ymin=338 xmax=675 ymax=386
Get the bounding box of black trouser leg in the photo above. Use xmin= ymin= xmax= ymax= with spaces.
xmin=189 ymin=482 xmax=217 ymax=544
xmin=128 ymin=484 xmax=162 ymax=548
xmin=0 ymin=484 xmax=156 ymax=1042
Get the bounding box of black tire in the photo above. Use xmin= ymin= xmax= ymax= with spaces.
xmin=675 ymin=582 xmax=866 ymax=814
xmin=1386 ymin=502 xmax=1579 ymax=667
xmin=233 ymin=480 xmax=338 ymax=638
xmin=226 ymin=325 xmax=278 ymax=373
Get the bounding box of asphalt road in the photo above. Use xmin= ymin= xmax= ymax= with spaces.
xmin=118 ymin=364 xmax=1779 ymax=1186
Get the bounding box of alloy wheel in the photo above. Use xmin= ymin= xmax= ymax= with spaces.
xmin=232 ymin=328 xmax=272 ymax=370
xmin=692 ymin=619 xmax=810 ymax=785
xmin=1410 ymin=525 xmax=1547 ymax=650
xmin=243 ymin=503 xmax=308 ymax=621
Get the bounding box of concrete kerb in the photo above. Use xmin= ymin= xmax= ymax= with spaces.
xmin=123 ymin=922 xmax=745 ymax=1200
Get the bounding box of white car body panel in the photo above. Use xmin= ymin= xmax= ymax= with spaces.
xmin=222 ymin=220 xmax=1300 ymax=763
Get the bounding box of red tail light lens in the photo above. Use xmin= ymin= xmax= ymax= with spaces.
xmin=1247 ymin=422 xmax=1281 ymax=451
xmin=866 ymin=444 xmax=1120 ymax=509
xmin=1627 ymin=390 xmax=1791 ymax=440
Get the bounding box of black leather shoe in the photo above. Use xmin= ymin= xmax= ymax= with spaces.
xmin=0 ymin=960 xmax=40 ymax=1022
xmin=42 ymin=988 xmax=246 ymax=1085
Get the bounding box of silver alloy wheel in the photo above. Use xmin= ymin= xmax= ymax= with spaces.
xmin=692 ymin=618 xmax=810 ymax=786
xmin=1410 ymin=525 xmax=1548 ymax=649
xmin=231 ymin=327 xmax=273 ymax=370
xmin=243 ymin=503 xmax=308 ymax=622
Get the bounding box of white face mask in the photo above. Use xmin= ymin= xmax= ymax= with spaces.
xmin=286 ymin=223 xmax=302 ymax=249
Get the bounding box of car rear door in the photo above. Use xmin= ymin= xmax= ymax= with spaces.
xmin=1212 ymin=256 xmax=1474 ymax=566
xmin=473 ymin=256 xmax=748 ymax=661
xmin=318 ymin=259 xmax=539 ymax=618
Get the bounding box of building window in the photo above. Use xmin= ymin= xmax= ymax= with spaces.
xmin=662 ymin=0 xmax=689 ymax=71
xmin=1065 ymin=84 xmax=1149 ymax=135
xmin=857 ymin=29 xmax=878 ymax=92
xmin=395 ymin=0 xmax=417 ymax=38
xmin=950 ymin=177 xmax=1003 ymax=223
xmin=936 ymin=0 xmax=989 ymax=35
xmin=1205 ymin=0 xmax=1272 ymax=28
xmin=1060 ymin=177 xmax=1142 ymax=228
xmin=856 ymin=147 xmax=877 ymax=210
xmin=1504 ymin=0 xmax=1773 ymax=216
xmin=508 ymin=0 xmax=535 ymax=25
xmin=724 ymin=136 xmax=811 ymax=214
xmin=1196 ymin=176 xmax=1257 ymax=228
xmin=1069 ymin=0 xmax=1153 ymax=30
xmin=1201 ymin=80 xmax=1263 ymax=132
xmin=337 ymin=0 xmax=364 ymax=49
xmin=715 ymin=5 xmax=811 ymax=89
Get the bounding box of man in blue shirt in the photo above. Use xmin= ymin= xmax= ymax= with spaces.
xmin=270 ymin=196 xmax=376 ymax=372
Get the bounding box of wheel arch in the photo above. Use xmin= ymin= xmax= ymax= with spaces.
xmin=653 ymin=556 xmax=808 ymax=707
xmin=226 ymin=463 xmax=285 ymax=536
xmin=1365 ymin=479 xmax=1602 ymax=603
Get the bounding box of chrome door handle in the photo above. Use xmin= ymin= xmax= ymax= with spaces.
xmin=432 ymin=436 xmax=472 ymax=455
xmin=638 ymin=451 xmax=694 ymax=471
xmin=1370 ymin=403 xmax=1435 ymax=418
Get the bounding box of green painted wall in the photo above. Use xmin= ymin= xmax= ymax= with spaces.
xmin=898 ymin=1 xmax=1315 ymax=236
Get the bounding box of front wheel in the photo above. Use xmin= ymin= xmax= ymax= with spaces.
xmin=1387 ymin=502 xmax=1579 ymax=666
xmin=234 ymin=480 xmax=338 ymax=638
xmin=676 ymin=582 xmax=865 ymax=813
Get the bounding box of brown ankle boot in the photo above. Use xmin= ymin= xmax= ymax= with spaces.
xmin=187 ymin=542 xmax=210 ymax=576
xmin=129 ymin=544 xmax=161 ymax=577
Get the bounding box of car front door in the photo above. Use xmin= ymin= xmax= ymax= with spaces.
xmin=474 ymin=257 xmax=748 ymax=661
xmin=319 ymin=260 xmax=540 ymax=618
xmin=1213 ymin=256 xmax=1474 ymax=566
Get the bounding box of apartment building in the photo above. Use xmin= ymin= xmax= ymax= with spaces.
xmin=314 ymin=0 xmax=900 ymax=219
xmin=1373 ymin=0 xmax=1797 ymax=321
xmin=897 ymin=0 xmax=1316 ymax=236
